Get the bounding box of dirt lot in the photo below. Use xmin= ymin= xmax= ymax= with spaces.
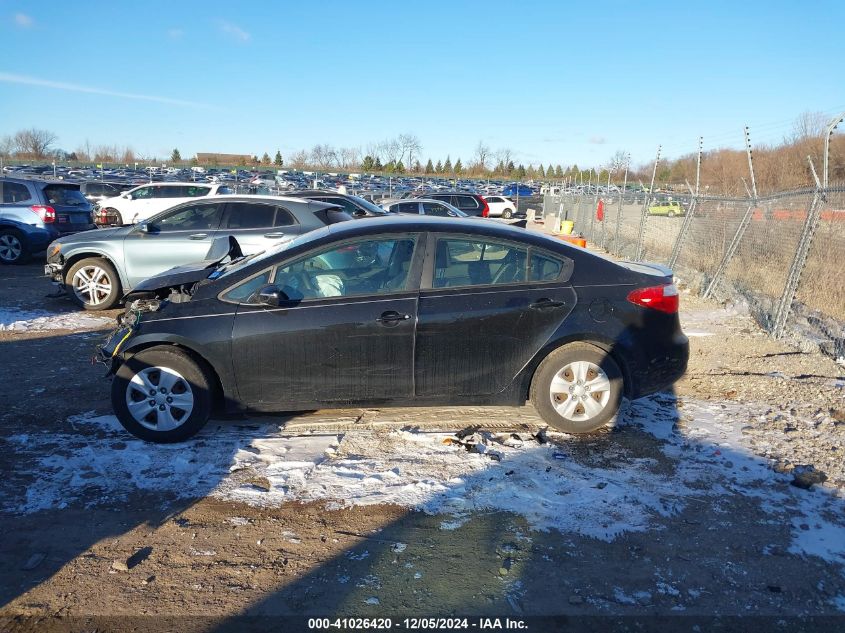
xmin=1 ymin=260 xmax=844 ymax=632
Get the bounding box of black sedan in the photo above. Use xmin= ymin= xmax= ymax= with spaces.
xmin=99 ymin=216 xmax=689 ymax=442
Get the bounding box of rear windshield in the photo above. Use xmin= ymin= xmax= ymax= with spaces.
xmin=43 ymin=185 xmax=89 ymax=207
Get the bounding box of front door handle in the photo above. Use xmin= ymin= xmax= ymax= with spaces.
xmin=188 ymin=233 xmax=208 ymax=240
xmin=530 ymin=298 xmax=565 ymax=310
xmin=376 ymin=310 xmax=411 ymax=325
xmin=264 ymin=232 xmax=286 ymax=238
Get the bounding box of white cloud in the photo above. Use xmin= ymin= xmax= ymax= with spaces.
xmin=14 ymin=13 xmax=33 ymax=28
xmin=217 ymin=19 xmax=250 ymax=42
xmin=588 ymin=136 xmax=607 ymax=145
xmin=0 ymin=72 xmax=214 ymax=109
xmin=167 ymin=28 xmax=184 ymax=39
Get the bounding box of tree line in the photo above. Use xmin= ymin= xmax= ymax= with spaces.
xmin=2 ymin=114 xmax=842 ymax=194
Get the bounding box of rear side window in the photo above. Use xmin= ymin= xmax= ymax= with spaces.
xmin=224 ymin=202 xmax=297 ymax=229
xmin=43 ymin=185 xmax=87 ymax=207
xmin=422 ymin=202 xmax=451 ymax=217
xmin=185 ymin=186 xmax=210 ymax=197
xmin=216 ymin=186 xmax=233 ymax=195
xmin=433 ymin=238 xmax=527 ymax=288
xmin=396 ymin=202 xmax=419 ymax=214
xmin=2 ymin=182 xmax=33 ymax=203
xmin=530 ymin=253 xmax=564 ymax=281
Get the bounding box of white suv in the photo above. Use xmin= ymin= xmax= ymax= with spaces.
xmin=94 ymin=182 xmax=233 ymax=226
xmin=483 ymin=195 xmax=517 ymax=218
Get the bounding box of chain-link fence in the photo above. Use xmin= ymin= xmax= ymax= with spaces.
xmin=542 ymin=185 xmax=845 ymax=360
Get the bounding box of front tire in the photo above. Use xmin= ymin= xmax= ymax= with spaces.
xmin=112 ymin=346 xmax=213 ymax=443
xmin=0 ymin=229 xmax=28 ymax=264
xmin=502 ymin=208 xmax=513 ymax=219
xmin=530 ymin=342 xmax=623 ymax=433
xmin=66 ymin=257 xmax=121 ymax=310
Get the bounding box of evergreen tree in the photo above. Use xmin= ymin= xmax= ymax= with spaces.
xmin=413 ymin=160 xmax=421 ymax=173
xmin=261 ymin=152 xmax=271 ymax=165
xmin=274 ymin=150 xmax=283 ymax=166
xmin=170 ymin=148 xmax=181 ymax=162
xmin=516 ymin=164 xmax=526 ymax=178
xmin=443 ymin=156 xmax=453 ymax=173
xmin=555 ymin=164 xmax=563 ymax=178
xmin=425 ymin=158 xmax=434 ymax=174
xmin=395 ymin=160 xmax=405 ymax=173
xmin=361 ymin=155 xmax=375 ymax=171
xmin=454 ymin=158 xmax=463 ymax=174
xmin=435 ymin=159 xmax=443 ymax=173
xmin=374 ymin=156 xmax=383 ymax=171
xmin=507 ymin=160 xmax=515 ymax=174
xmin=538 ymin=164 xmax=545 ymax=177
xmin=384 ymin=160 xmax=396 ymax=173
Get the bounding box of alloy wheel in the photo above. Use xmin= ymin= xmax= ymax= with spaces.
xmin=0 ymin=234 xmax=22 ymax=262
xmin=71 ymin=265 xmax=113 ymax=306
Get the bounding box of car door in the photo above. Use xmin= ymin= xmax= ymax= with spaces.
xmin=219 ymin=200 xmax=302 ymax=254
xmin=228 ymin=235 xmax=423 ymax=407
xmin=122 ymin=185 xmax=154 ymax=223
xmin=415 ymin=234 xmax=576 ymax=397
xmin=122 ymin=201 xmax=224 ymax=287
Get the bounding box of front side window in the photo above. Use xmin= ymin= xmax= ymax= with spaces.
xmin=2 ymin=182 xmax=33 ymax=204
xmin=131 ymin=186 xmax=152 ymax=199
xmin=185 ymin=186 xmax=210 ymax=197
xmin=153 ymin=203 xmax=223 ymax=232
xmin=271 ymin=237 xmax=417 ymax=300
xmin=433 ymin=238 xmax=527 ymax=288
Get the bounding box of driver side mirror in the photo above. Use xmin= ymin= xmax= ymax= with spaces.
xmin=138 ymin=222 xmax=150 ymax=233
xmin=123 ymin=193 xmax=132 ymax=200
xmin=257 ymin=284 xmax=289 ymax=307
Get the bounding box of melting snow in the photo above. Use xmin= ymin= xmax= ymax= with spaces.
xmin=2 ymin=399 xmax=844 ymax=566
xmin=0 ymin=308 xmax=112 ymax=332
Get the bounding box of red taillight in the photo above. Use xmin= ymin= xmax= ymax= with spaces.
xmin=31 ymin=205 xmax=56 ymax=223
xmin=480 ymin=196 xmax=490 ymax=218
xmin=627 ymin=284 xmax=679 ymax=314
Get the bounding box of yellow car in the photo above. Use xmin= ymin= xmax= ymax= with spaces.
xmin=648 ymin=201 xmax=685 ymax=217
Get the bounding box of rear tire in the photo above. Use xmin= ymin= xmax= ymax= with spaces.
xmin=530 ymin=342 xmax=623 ymax=433
xmin=503 ymin=209 xmax=513 ymax=219
xmin=112 ymin=346 xmax=213 ymax=443
xmin=66 ymin=257 xmax=122 ymax=310
xmin=0 ymin=229 xmax=29 ymax=264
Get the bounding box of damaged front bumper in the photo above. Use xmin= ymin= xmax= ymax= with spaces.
xmin=94 ymin=298 xmax=163 ymax=372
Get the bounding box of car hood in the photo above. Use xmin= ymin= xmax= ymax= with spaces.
xmin=56 ymin=225 xmax=132 ymax=244
xmin=131 ymin=235 xmax=243 ymax=293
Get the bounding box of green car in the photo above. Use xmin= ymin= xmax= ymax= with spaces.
xmin=648 ymin=201 xmax=685 ymax=217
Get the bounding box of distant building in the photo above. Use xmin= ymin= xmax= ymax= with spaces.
xmin=196 ymin=152 xmax=253 ymax=165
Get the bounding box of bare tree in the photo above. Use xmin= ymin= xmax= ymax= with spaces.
xmin=379 ymin=138 xmax=403 ymax=165
xmin=290 ymin=150 xmax=309 ymax=169
xmin=12 ymin=128 xmax=58 ymax=159
xmin=398 ymin=133 xmax=422 ymax=169
xmin=789 ymin=111 xmax=827 ymax=142
xmin=473 ymin=141 xmax=491 ymax=173
xmin=494 ymin=147 xmax=514 ymax=172
xmin=609 ymin=149 xmax=629 ymax=172
xmin=339 ymin=147 xmax=361 ymax=170
xmin=310 ymin=144 xmax=338 ymax=169
xmin=0 ymin=135 xmax=13 ymax=158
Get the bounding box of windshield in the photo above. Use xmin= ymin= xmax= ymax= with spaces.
xmin=350 ymin=195 xmax=388 ymax=215
xmin=213 ymin=225 xmax=333 ymax=279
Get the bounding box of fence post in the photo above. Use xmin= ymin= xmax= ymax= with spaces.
xmin=668 ymin=137 xmax=703 ymax=270
xmin=772 ymin=158 xmax=825 ymax=338
xmin=635 ymin=146 xmax=661 ymax=261
xmin=614 ymin=156 xmax=629 ymax=256
xmin=703 ymin=127 xmax=758 ymax=299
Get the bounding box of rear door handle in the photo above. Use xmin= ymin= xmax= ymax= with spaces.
xmin=376 ymin=310 xmax=411 ymax=325
xmin=264 ymin=232 xmax=286 ymax=238
xmin=530 ymin=298 xmax=565 ymax=310
xmin=188 ymin=233 xmax=208 ymax=240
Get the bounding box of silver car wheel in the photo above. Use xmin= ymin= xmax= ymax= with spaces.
xmin=549 ymin=361 xmax=611 ymax=421
xmin=125 ymin=366 xmax=194 ymax=432
xmin=71 ymin=265 xmax=113 ymax=306
xmin=0 ymin=234 xmax=22 ymax=262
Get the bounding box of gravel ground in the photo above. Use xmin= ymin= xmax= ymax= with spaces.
xmin=0 ymin=260 xmax=843 ymax=632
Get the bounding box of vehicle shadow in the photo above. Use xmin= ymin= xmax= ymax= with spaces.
xmin=1 ymin=326 xmax=843 ymax=632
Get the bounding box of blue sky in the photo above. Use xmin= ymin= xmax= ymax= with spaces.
xmin=1 ymin=0 xmax=844 ymax=169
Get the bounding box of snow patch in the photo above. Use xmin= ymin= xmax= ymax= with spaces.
xmin=0 ymin=308 xmax=112 ymax=332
